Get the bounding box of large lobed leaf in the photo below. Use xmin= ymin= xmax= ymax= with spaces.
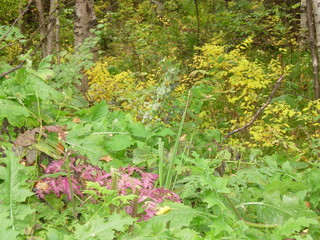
xmin=0 ymin=150 xmax=34 ymax=232
xmin=0 ymin=99 xmax=29 ymax=127
xmin=74 ymin=214 xmax=134 ymax=240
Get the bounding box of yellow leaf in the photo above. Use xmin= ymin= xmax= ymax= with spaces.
xmin=155 ymin=206 xmax=171 ymax=216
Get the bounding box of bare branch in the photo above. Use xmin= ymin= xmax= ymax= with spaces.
xmin=0 ymin=0 xmax=34 ymax=43
xmin=0 ymin=31 xmax=49 ymax=79
xmin=224 ymin=75 xmax=285 ymax=139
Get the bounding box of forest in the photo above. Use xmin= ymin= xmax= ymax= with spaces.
xmin=0 ymin=0 xmax=320 ymax=239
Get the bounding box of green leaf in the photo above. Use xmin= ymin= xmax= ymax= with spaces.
xmin=0 ymin=99 xmax=29 ymax=127
xmin=203 ymin=191 xmax=227 ymax=210
xmin=105 ymin=134 xmax=133 ymax=152
xmin=152 ymin=128 xmax=175 ymax=137
xmin=30 ymin=77 xmax=63 ymax=101
xmin=0 ymin=150 xmax=34 ymax=231
xmin=80 ymin=101 xmax=109 ymax=121
xmin=74 ymin=214 xmax=134 ymax=240
xmin=38 ymin=172 xmax=68 ymax=180
xmin=0 ymin=212 xmax=19 ymax=239
xmin=129 ymin=122 xmax=147 ymax=138
xmin=38 ymin=55 xmax=53 ymax=69
xmin=35 ymin=69 xmax=55 ymax=80
xmin=15 ymin=68 xmax=27 ymax=84
xmin=147 ymin=202 xmax=205 ymax=229
xmin=34 ymin=142 xmax=61 ymax=159
xmin=276 ymin=217 xmax=318 ymax=237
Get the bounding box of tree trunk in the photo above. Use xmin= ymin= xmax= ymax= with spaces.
xmin=312 ymin=0 xmax=320 ymax=53
xmin=74 ymin=0 xmax=97 ymax=49
xmin=301 ymin=0 xmax=308 ymax=41
xmin=35 ymin=0 xmax=59 ymax=58
xmin=35 ymin=0 xmax=48 ymax=57
xmin=306 ymin=0 xmax=320 ymax=99
xmin=55 ymin=3 xmax=61 ymax=64
xmin=74 ymin=0 xmax=97 ymax=96
xmin=46 ymin=0 xmax=58 ymax=56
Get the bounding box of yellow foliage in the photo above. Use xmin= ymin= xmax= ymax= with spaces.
xmin=188 ymin=38 xmax=309 ymax=150
xmin=192 ymin=38 xmax=282 ymax=125
xmin=86 ymin=61 xmax=136 ymax=104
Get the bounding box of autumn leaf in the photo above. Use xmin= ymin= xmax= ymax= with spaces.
xmin=72 ymin=117 xmax=81 ymax=123
xmin=100 ymin=156 xmax=113 ymax=162
xmin=179 ymin=134 xmax=187 ymax=142
xmin=34 ymin=180 xmax=49 ymax=191
xmin=155 ymin=206 xmax=171 ymax=216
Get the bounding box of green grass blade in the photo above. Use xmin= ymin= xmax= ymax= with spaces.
xmin=158 ymin=138 xmax=165 ymax=188
xmin=165 ymin=91 xmax=191 ymax=189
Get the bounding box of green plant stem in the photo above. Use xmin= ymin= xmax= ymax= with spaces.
xmin=243 ymin=220 xmax=278 ymax=229
xmin=158 ymin=138 xmax=164 ymax=188
xmin=165 ymin=91 xmax=191 ymax=189
xmin=224 ymin=194 xmax=279 ymax=229
xmin=110 ymin=168 xmax=119 ymax=214
xmin=65 ymin=152 xmax=77 ymax=219
xmin=172 ymin=133 xmax=194 ymax=188
xmin=35 ymin=88 xmax=43 ymax=143
xmin=237 ymin=202 xmax=294 ymax=216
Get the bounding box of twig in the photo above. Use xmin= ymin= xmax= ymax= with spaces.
xmin=0 ymin=43 xmax=16 ymax=51
xmin=0 ymin=0 xmax=34 ymax=43
xmin=224 ymin=75 xmax=285 ymax=139
xmin=0 ymin=21 xmax=55 ymax=79
xmin=0 ymin=62 xmax=25 ymax=78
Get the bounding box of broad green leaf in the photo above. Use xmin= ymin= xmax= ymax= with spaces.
xmin=35 ymin=69 xmax=55 ymax=80
xmin=30 ymin=77 xmax=63 ymax=101
xmin=210 ymin=216 xmax=235 ymax=236
xmin=147 ymin=202 xmax=205 ymax=229
xmin=105 ymin=134 xmax=133 ymax=152
xmin=0 ymin=99 xmax=29 ymax=127
xmin=74 ymin=214 xmax=134 ymax=240
xmin=203 ymin=191 xmax=227 ymax=210
xmin=38 ymin=55 xmax=53 ymax=69
xmin=128 ymin=122 xmax=147 ymax=138
xmin=0 ymin=212 xmax=19 ymax=239
xmin=152 ymin=128 xmax=175 ymax=137
xmin=15 ymin=68 xmax=27 ymax=84
xmin=34 ymin=142 xmax=61 ymax=159
xmin=0 ymin=150 xmax=34 ymax=231
xmin=276 ymin=217 xmax=318 ymax=237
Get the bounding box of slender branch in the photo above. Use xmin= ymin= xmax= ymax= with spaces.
xmin=224 ymin=75 xmax=285 ymax=139
xmin=0 ymin=0 xmax=34 ymax=43
xmin=0 ymin=29 xmax=49 ymax=78
xmin=0 ymin=62 xmax=25 ymax=78
xmin=0 ymin=43 xmax=16 ymax=51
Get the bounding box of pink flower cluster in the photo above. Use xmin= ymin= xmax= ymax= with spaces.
xmin=35 ymin=157 xmax=180 ymax=220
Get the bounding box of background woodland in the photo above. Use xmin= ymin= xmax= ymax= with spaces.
xmin=1 ymin=0 xmax=320 ymax=239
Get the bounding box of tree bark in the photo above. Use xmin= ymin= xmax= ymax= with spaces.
xmin=46 ymin=0 xmax=58 ymax=56
xmin=34 ymin=0 xmax=60 ymax=58
xmin=35 ymin=0 xmax=48 ymax=57
xmin=74 ymin=0 xmax=97 ymax=49
xmin=307 ymin=0 xmax=320 ymax=99
xmin=74 ymin=0 xmax=97 ymax=96
xmin=312 ymin=0 xmax=320 ymax=53
xmin=55 ymin=3 xmax=61 ymax=64
xmin=301 ymin=0 xmax=308 ymax=41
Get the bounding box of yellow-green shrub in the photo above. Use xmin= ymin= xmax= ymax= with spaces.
xmin=86 ymin=61 xmax=136 ymax=104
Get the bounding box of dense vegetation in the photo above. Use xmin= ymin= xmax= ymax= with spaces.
xmin=1 ymin=0 xmax=320 ymax=239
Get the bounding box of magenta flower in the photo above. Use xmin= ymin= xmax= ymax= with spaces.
xmin=35 ymin=158 xmax=181 ymax=220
